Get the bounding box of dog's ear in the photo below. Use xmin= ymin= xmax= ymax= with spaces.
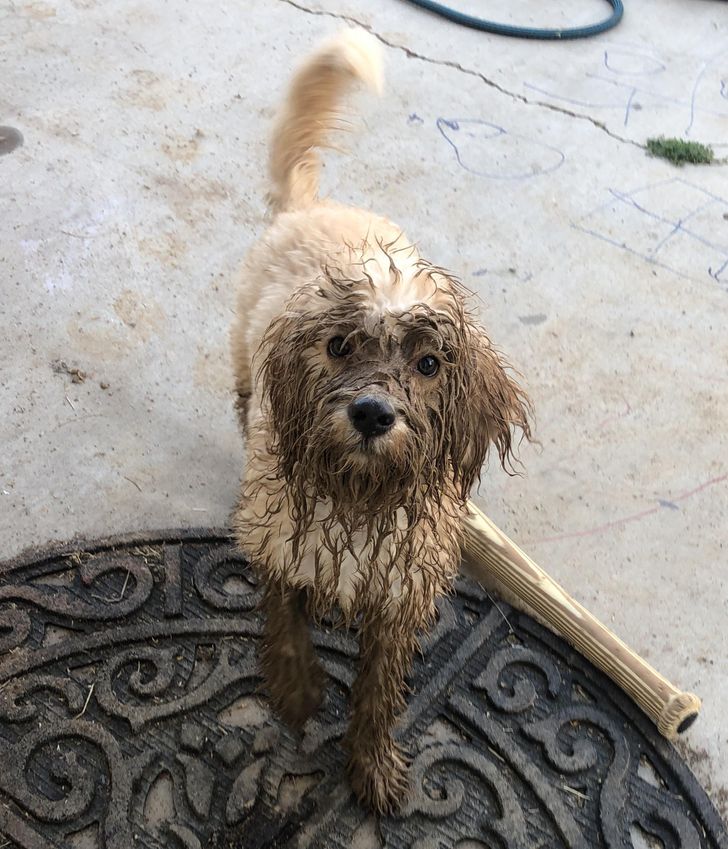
xmin=258 ymin=311 xmax=318 ymax=467
xmin=448 ymin=328 xmax=531 ymax=500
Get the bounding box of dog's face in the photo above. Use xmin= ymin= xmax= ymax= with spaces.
xmin=260 ymin=256 xmax=530 ymax=516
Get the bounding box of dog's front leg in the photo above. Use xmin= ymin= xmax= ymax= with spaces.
xmin=260 ymin=582 xmax=324 ymax=730
xmin=345 ymin=612 xmax=419 ymax=814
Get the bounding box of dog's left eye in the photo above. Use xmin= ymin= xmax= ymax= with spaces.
xmin=327 ymin=336 xmax=352 ymax=358
xmin=416 ymin=355 xmax=439 ymax=377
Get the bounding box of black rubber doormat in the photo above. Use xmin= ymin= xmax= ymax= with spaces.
xmin=1 ymin=531 xmax=726 ymax=849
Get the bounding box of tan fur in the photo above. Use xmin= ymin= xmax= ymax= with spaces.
xmin=230 ymin=30 xmax=530 ymax=814
xmin=268 ymin=28 xmax=383 ymax=213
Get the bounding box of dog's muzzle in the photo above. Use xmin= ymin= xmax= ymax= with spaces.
xmin=348 ymin=395 xmax=396 ymax=438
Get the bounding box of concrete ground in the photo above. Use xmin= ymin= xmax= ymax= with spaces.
xmin=1 ymin=0 xmax=726 ymax=822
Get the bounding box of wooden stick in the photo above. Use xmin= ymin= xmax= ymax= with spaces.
xmin=462 ymin=501 xmax=701 ymax=740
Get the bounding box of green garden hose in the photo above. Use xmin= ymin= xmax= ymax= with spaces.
xmin=401 ymin=0 xmax=624 ymax=40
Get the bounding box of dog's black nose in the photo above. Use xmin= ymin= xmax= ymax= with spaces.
xmin=348 ymin=395 xmax=396 ymax=438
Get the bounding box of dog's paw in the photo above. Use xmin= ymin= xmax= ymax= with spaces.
xmin=348 ymin=743 xmax=410 ymax=816
xmin=266 ymin=662 xmax=324 ymax=732
xmin=276 ymin=679 xmax=323 ymax=731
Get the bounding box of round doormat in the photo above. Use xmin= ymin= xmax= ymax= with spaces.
xmin=0 ymin=530 xmax=726 ymax=849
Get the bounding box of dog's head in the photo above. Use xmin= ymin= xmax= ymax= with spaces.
xmin=259 ymin=249 xmax=530 ymax=517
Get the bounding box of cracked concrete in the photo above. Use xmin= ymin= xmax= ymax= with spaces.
xmin=1 ymin=0 xmax=727 ymax=827
xmin=280 ymin=0 xmax=648 ymax=149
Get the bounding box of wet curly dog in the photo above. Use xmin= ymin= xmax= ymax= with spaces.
xmin=231 ymin=29 xmax=530 ymax=814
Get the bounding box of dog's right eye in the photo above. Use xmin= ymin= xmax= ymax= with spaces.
xmin=327 ymin=336 xmax=352 ymax=358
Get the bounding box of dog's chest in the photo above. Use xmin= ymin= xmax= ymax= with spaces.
xmin=243 ymin=500 xmax=458 ymax=615
xmin=286 ymin=509 xmax=411 ymax=609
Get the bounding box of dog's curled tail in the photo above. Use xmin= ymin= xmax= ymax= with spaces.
xmin=268 ymin=29 xmax=383 ymax=214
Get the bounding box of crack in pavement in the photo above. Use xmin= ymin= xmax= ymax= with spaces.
xmin=278 ymin=0 xmax=646 ymax=151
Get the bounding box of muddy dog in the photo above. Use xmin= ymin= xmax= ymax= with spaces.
xmin=231 ymin=29 xmax=530 ymax=813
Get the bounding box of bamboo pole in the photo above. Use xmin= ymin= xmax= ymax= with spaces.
xmin=462 ymin=501 xmax=701 ymax=740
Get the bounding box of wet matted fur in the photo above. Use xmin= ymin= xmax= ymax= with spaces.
xmin=230 ymin=29 xmax=530 ymax=814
